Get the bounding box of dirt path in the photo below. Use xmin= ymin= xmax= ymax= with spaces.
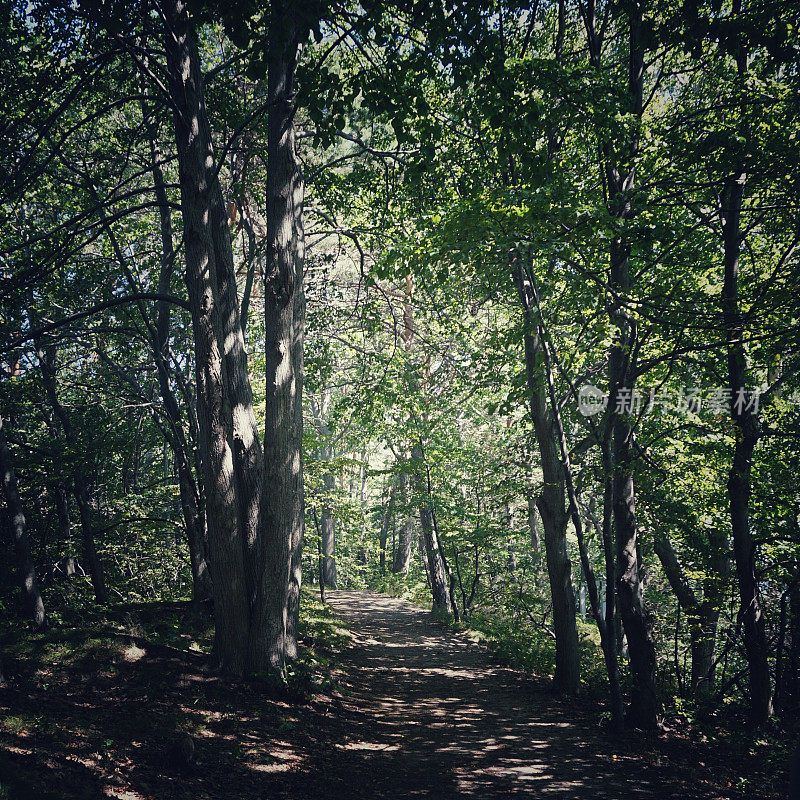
xmin=270 ymin=590 xmax=705 ymax=799
xmin=1 ymin=591 xmax=736 ymax=799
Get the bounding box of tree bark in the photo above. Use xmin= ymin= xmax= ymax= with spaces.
xmin=720 ymin=165 xmax=773 ymax=725
xmin=379 ymin=481 xmax=396 ymax=575
xmin=142 ymin=89 xmax=212 ymax=606
xmin=512 ymin=254 xmax=581 ymax=695
xmin=392 ymin=471 xmax=414 ymax=574
xmin=654 ymin=530 xmax=727 ymax=697
xmin=73 ymin=472 xmax=106 ymax=603
xmin=284 ymin=159 xmax=306 ymax=657
xmin=601 ymin=1 xmax=659 ymax=729
xmin=0 ymin=416 xmax=46 ymax=629
xmin=255 ymin=0 xmax=305 ymax=668
xmin=412 ymin=444 xmax=452 ymax=614
xmin=320 ymin=466 xmax=337 ymax=588
xmin=51 ymin=482 xmax=71 ymax=548
xmin=163 ymin=0 xmax=250 ymax=673
xmin=37 ymin=343 xmax=107 ymax=604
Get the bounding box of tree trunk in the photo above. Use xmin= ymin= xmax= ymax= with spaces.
xmin=412 ymin=445 xmax=452 ymax=614
xmin=51 ymin=482 xmax=71 ymax=548
xmin=785 ymin=579 xmax=800 ymax=713
xmin=527 ymin=481 xmax=540 ymax=563
xmin=378 ymin=481 xmax=395 ymax=576
xmin=608 ymin=238 xmax=659 ymax=728
xmin=610 ymin=380 xmax=658 ymax=727
xmin=284 ymin=163 xmax=306 ymax=657
xmin=256 ymin=0 xmax=304 ymax=668
xmin=0 ymin=416 xmax=46 ymax=629
xmin=654 ymin=530 xmax=726 ymax=697
xmin=178 ymin=466 xmax=212 ymax=605
xmin=37 ymin=342 xmax=107 ymax=604
xmin=73 ymin=473 xmax=106 ymax=603
xmin=583 ymin=0 xmax=659 ymax=728
xmin=512 ymin=255 xmax=580 ymax=695
xmin=320 ymin=468 xmax=337 ymax=588
xmin=392 ymin=472 xmax=414 ymax=574
xmin=720 ymin=165 xmax=773 ymax=725
xmin=163 ymin=0 xmax=250 ymax=673
xmin=143 ymin=88 xmax=212 ymax=606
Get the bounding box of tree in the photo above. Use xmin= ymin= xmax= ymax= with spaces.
xmin=0 ymin=415 xmax=46 ymax=629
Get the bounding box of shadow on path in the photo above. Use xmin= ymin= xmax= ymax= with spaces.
xmin=270 ymin=590 xmax=691 ymax=799
xmin=0 ymin=591 xmax=723 ymax=799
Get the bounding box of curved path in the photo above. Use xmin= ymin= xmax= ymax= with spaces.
xmin=271 ymin=590 xmax=700 ymax=799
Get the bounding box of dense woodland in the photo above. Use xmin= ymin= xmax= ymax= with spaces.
xmin=1 ymin=0 xmax=800 ymax=796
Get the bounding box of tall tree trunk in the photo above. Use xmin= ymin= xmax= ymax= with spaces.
xmin=392 ymin=472 xmax=414 ymax=574
xmin=255 ymin=0 xmax=304 ymax=668
xmin=0 ymin=416 xmax=46 ymax=629
xmin=51 ymin=482 xmax=71 ymax=548
xmin=163 ymin=0 xmax=250 ymax=673
xmin=142 ymin=87 xmax=212 ymax=605
xmin=320 ymin=467 xmax=337 ymax=589
xmin=412 ymin=444 xmax=452 ymax=614
xmin=720 ymin=164 xmax=773 ymax=725
xmin=37 ymin=343 xmax=107 ymax=604
xmin=378 ymin=481 xmax=396 ymax=576
xmin=284 ymin=162 xmax=306 ymax=656
xmin=512 ymin=254 xmax=581 ymax=695
xmin=582 ymin=0 xmax=659 ymax=728
xmin=608 ymin=306 xmax=658 ymax=726
xmin=602 ymin=2 xmax=659 ymax=729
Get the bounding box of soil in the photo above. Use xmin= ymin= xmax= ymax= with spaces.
xmin=0 ymin=590 xmax=778 ymax=799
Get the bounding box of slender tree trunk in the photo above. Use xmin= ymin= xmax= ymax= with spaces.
xmin=0 ymin=416 xmax=46 ymax=629
xmin=583 ymin=0 xmax=659 ymax=728
xmin=51 ymin=482 xmax=71 ymax=547
xmin=320 ymin=467 xmax=337 ymax=588
xmin=142 ymin=88 xmax=212 ymax=606
xmin=37 ymin=343 xmax=107 ymax=604
xmin=177 ymin=466 xmax=212 ymax=605
xmin=393 ymin=472 xmax=414 ymax=574
xmin=378 ymin=481 xmax=395 ymax=576
xmin=419 ymin=532 xmax=431 ymax=588
xmin=163 ymin=0 xmax=250 ymax=673
xmin=654 ymin=530 xmax=727 ymax=697
xmin=313 ymin=507 xmax=326 ymax=603
xmin=412 ymin=445 xmax=451 ymax=614
xmin=695 ymin=528 xmax=730 ymax=695
xmin=73 ymin=473 xmax=106 ymax=603
xmin=527 ymin=482 xmax=540 ymax=560
xmin=604 ymin=1 xmax=660 ymax=725
xmin=720 ymin=164 xmax=773 ymax=725
xmin=284 ymin=161 xmax=306 ymax=657
xmin=534 ymin=262 xmax=625 ymax=721
xmin=256 ymin=0 xmax=304 ymax=668
xmin=512 ymin=254 xmax=580 ymax=695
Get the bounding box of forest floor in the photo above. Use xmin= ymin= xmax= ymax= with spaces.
xmin=0 ymin=589 xmax=789 ymax=799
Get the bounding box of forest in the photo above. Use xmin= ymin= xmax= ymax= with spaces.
xmin=0 ymin=0 xmax=799 ymax=797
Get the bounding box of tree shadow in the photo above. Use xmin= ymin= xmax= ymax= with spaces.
xmin=0 ymin=591 xmax=760 ymax=799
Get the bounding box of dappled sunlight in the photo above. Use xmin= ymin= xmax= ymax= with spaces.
xmin=258 ymin=589 xmax=686 ymax=799
xmin=121 ymin=644 xmax=146 ymax=662
xmin=0 ymin=591 xmax=708 ymax=799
